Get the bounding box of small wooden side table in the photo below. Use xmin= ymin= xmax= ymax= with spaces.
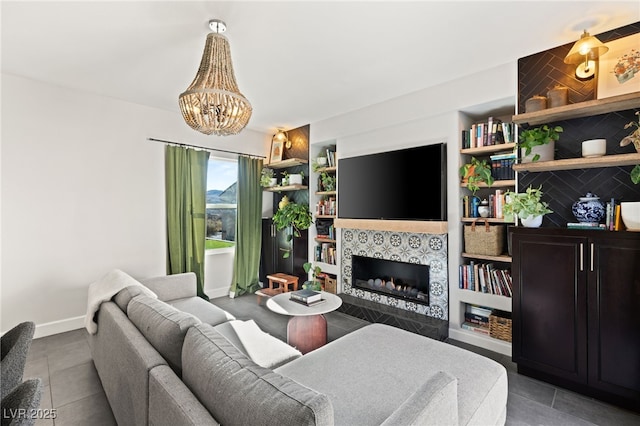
xmin=266 ymin=273 xmax=300 ymax=292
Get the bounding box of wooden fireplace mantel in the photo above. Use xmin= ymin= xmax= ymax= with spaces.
xmin=334 ymin=218 xmax=448 ymax=234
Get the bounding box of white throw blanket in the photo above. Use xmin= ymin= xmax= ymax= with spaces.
xmin=229 ymin=320 xmax=301 ymax=368
xmin=84 ymin=269 xmax=157 ymax=334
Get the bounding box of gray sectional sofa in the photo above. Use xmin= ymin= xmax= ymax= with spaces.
xmin=88 ymin=272 xmax=508 ymax=425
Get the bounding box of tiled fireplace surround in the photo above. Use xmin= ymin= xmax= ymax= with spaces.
xmin=338 ymin=226 xmax=449 ymax=340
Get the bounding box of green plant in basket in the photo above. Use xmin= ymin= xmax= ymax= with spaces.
xmin=519 ymin=125 xmax=563 ymax=162
xmin=459 ymin=157 xmax=494 ymax=194
xmin=272 ymin=196 xmax=313 ymax=258
xmin=503 ymin=185 xmax=553 ymax=222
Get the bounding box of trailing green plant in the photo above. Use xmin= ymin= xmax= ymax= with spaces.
xmin=503 ymin=185 xmax=553 ymax=221
xmin=519 ymin=125 xmax=563 ymax=162
xmin=302 ymin=262 xmax=323 ymax=291
xmin=311 ymin=156 xmax=328 ymax=172
xmin=631 ymin=165 xmax=640 ymax=185
xmin=459 ymin=157 xmax=494 ymax=194
xmin=272 ymin=197 xmax=313 ymax=258
xmin=260 ymin=167 xmax=275 ymax=187
xmin=620 ymin=111 xmax=640 ymax=184
xmin=320 ymin=172 xmax=336 ymax=191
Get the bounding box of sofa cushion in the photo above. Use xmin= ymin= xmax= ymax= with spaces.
xmin=182 ymin=323 xmax=333 ymax=426
xmin=168 ymin=297 xmax=235 ymax=326
xmin=380 ymin=371 xmax=458 ymax=426
xmin=114 ymin=285 xmax=152 ymax=312
xmin=275 ymin=323 xmax=507 ymax=426
xmin=213 ymin=320 xmax=302 ymax=368
xmin=128 ymin=296 xmax=200 ymax=374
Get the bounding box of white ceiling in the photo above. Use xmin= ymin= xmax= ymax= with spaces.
xmin=2 ymin=1 xmax=639 ymax=135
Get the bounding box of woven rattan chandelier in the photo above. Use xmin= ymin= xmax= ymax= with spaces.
xmin=179 ymin=19 xmax=252 ymax=136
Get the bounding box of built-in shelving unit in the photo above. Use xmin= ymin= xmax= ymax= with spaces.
xmin=512 ymin=92 xmax=640 ymax=126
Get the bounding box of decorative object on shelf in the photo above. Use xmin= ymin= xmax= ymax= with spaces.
xmin=312 ymin=155 xmax=328 ymax=172
xmin=287 ymin=172 xmax=304 ymax=185
xmin=273 ymin=129 xmax=291 ymax=149
xmin=597 ymin=32 xmax=640 ymax=99
xmin=518 ymin=125 xmax=563 ymax=163
xmin=572 ymin=192 xmax=606 ymax=224
xmin=179 ymin=19 xmax=252 ymax=136
xmin=463 ymin=219 xmax=505 ymax=256
xmin=272 ymin=197 xmax=313 ymax=258
xmin=302 ymin=262 xmax=323 ymax=291
xmin=620 ymin=111 xmax=640 ymax=184
xmin=581 ymin=138 xmax=607 ymax=158
xmin=563 ymin=29 xmax=609 ymax=79
xmin=270 ymin=138 xmax=284 ymax=163
xmin=260 ymin=168 xmax=276 ymax=187
xmin=620 ymin=202 xmax=640 ymax=231
xmin=503 ymin=185 xmax=553 ymax=228
xmin=459 ymin=157 xmax=494 ymax=194
xmin=547 ymin=85 xmax=569 ymax=108
xmin=525 ymin=95 xmax=547 ymax=113
xmin=478 ymin=199 xmax=490 ymax=218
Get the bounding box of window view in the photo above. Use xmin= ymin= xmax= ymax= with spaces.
xmin=206 ymin=157 xmax=237 ymax=250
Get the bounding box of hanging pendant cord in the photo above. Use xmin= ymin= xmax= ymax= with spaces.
xmin=147 ymin=137 xmax=265 ymax=158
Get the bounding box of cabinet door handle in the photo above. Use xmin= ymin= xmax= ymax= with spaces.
xmin=580 ymin=243 xmax=584 ymax=271
xmin=590 ymin=243 xmax=594 ymax=272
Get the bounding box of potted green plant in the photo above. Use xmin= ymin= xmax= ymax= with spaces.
xmin=311 ymin=155 xmax=328 ymax=172
xmin=260 ymin=167 xmax=276 ymax=187
xmin=272 ymin=196 xmax=313 ymax=258
xmin=459 ymin=157 xmax=494 ymax=194
xmin=519 ymin=125 xmax=563 ymax=163
xmin=503 ymin=185 xmax=553 ymax=227
xmin=620 ymin=111 xmax=640 ymax=184
xmin=302 ymin=262 xmax=323 ymax=291
xmin=319 ymin=172 xmax=336 ymax=191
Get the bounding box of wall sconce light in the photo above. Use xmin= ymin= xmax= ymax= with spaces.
xmin=563 ymin=29 xmax=609 ymax=79
xmin=273 ymin=129 xmax=291 ymax=149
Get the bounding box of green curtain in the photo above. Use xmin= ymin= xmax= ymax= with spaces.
xmin=165 ymin=145 xmax=210 ymax=300
xmin=230 ymin=156 xmax=263 ymax=297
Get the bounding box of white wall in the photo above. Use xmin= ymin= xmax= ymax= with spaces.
xmin=1 ymin=73 xmax=270 ymax=337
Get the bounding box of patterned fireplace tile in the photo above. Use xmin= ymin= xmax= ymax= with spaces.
xmin=341 ymin=228 xmax=448 ymax=321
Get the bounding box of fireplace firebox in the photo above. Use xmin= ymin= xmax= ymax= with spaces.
xmin=351 ymin=255 xmax=430 ymax=305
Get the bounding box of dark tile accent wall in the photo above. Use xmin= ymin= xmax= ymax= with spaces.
xmin=338 ymin=293 xmax=449 ymax=341
xmin=517 ymin=22 xmax=640 ymax=227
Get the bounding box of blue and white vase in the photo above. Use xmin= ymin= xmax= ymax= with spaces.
xmin=572 ymin=193 xmax=605 ymax=224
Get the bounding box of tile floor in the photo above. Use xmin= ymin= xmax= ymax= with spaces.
xmin=22 ymin=293 xmax=640 ymax=426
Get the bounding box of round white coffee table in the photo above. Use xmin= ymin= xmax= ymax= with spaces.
xmin=266 ymin=291 xmax=342 ymax=354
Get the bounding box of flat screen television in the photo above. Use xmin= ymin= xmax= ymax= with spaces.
xmin=337 ymin=143 xmax=447 ymax=221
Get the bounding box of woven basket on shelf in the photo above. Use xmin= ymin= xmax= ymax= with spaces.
xmin=489 ymin=313 xmax=512 ymax=342
xmin=464 ymin=220 xmax=505 ymax=256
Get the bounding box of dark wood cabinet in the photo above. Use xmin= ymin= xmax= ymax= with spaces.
xmin=259 ymin=218 xmax=308 ymax=286
xmin=512 ymin=227 xmax=640 ymax=412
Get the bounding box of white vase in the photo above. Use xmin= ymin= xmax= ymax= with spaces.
xmin=268 ymin=178 xmax=277 ymax=187
xmin=288 ymin=174 xmax=303 ymax=185
xmin=521 ymin=140 xmax=555 ymax=163
xmin=521 ymin=215 xmax=543 ymax=228
xmin=620 ymin=202 xmax=640 ymax=231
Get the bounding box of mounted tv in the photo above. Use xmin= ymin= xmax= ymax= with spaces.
xmin=338 ymin=143 xmax=447 ymax=221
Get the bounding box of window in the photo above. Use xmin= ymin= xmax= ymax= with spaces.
xmin=206 ymin=157 xmax=237 ymax=250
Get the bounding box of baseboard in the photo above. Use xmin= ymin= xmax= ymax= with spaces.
xmin=34 ymin=315 xmax=85 ymax=338
xmin=205 ymin=287 xmax=231 ymax=300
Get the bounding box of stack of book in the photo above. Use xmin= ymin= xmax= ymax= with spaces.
xmin=461 ymin=305 xmax=492 ymax=335
xmin=461 ymin=189 xmax=507 ymax=219
xmin=289 ymin=289 xmax=324 ymax=306
xmin=459 ymin=261 xmax=513 ymax=297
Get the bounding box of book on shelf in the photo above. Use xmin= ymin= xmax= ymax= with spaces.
xmin=464 ymin=312 xmax=489 ymax=325
xmin=461 ymin=321 xmax=490 ymax=335
xmin=290 ymin=289 xmax=322 ymax=304
xmin=459 ymin=262 xmax=512 ymax=297
xmin=463 ymin=118 xmax=514 ymax=148
xmin=567 ymin=223 xmax=607 ymax=230
xmin=466 ymin=304 xmax=493 ymax=318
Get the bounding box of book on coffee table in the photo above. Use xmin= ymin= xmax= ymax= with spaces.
xmin=289 ymin=297 xmax=327 ymax=307
xmin=290 ymin=289 xmax=322 ymax=304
